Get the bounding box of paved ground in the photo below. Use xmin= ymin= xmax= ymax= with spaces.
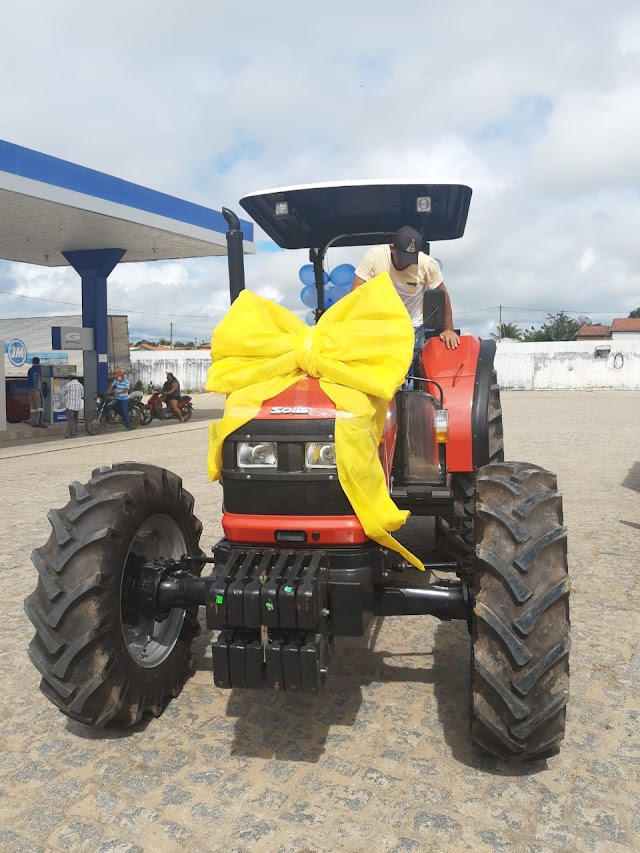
xmin=0 ymin=390 xmax=638 ymax=853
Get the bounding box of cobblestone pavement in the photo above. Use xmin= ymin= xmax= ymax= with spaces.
xmin=1 ymin=390 xmax=638 ymax=853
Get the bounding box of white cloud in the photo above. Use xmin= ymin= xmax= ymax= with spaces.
xmin=578 ymin=248 xmax=597 ymax=273
xmin=1 ymin=0 xmax=640 ymax=343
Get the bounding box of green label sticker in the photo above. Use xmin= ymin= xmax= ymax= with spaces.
xmin=215 ymin=594 xmax=224 ymax=605
xmin=265 ymin=601 xmax=274 ymax=611
xmin=284 ymin=586 xmax=294 ymax=593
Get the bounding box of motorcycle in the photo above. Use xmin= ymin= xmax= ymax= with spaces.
xmin=139 ymin=389 xmax=193 ymax=425
xmin=85 ymin=392 xmax=142 ymax=435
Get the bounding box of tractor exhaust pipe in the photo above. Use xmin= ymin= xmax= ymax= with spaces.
xmin=222 ymin=207 xmax=246 ymax=303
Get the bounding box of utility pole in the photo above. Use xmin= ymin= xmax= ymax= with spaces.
xmin=170 ymin=322 xmax=173 ymax=349
xmin=498 ymin=305 xmax=502 ymax=341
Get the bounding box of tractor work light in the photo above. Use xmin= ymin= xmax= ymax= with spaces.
xmin=416 ymin=196 xmax=431 ymax=213
xmin=434 ymin=409 xmax=449 ymax=443
xmin=274 ymin=201 xmax=289 ymax=216
xmin=305 ymin=441 xmax=337 ymax=469
xmin=237 ymin=442 xmax=278 ymax=467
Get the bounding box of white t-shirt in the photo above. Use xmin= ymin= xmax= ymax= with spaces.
xmin=355 ymin=244 xmax=444 ymax=327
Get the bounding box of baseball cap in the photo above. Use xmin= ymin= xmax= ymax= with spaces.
xmin=392 ymin=226 xmax=423 ymax=266
xmin=115 ymin=369 xmax=124 ymax=377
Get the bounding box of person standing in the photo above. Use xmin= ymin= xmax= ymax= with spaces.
xmin=62 ymin=375 xmax=84 ymax=438
xmin=27 ymin=356 xmax=47 ymax=428
xmin=109 ymin=369 xmax=131 ymax=430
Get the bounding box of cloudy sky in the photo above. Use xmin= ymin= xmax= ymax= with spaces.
xmin=1 ymin=0 xmax=640 ymax=342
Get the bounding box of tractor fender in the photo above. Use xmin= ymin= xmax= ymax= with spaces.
xmin=421 ymin=336 xmax=497 ymax=473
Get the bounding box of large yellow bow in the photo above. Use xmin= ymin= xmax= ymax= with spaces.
xmin=206 ymin=273 xmax=423 ymax=569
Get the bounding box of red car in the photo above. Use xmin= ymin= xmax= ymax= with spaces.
xmin=5 ymin=378 xmax=30 ymax=423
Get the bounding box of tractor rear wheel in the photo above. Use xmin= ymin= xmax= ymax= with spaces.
xmin=471 ymin=461 xmax=570 ymax=761
xmin=436 ymin=370 xmax=504 ymax=561
xmin=24 ymin=463 xmax=205 ymax=728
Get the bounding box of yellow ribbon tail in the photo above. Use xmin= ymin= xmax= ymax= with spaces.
xmin=327 ymin=386 xmax=424 ymax=571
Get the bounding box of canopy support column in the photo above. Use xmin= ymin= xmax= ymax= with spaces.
xmin=62 ymin=249 xmax=125 ymax=412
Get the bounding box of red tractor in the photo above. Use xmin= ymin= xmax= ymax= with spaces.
xmin=24 ymin=182 xmax=569 ymax=761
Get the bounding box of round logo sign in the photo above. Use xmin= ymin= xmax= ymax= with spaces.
xmin=7 ymin=338 xmax=28 ymax=367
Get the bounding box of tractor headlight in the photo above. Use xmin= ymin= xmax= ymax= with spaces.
xmin=305 ymin=441 xmax=336 ymax=469
xmin=237 ymin=441 xmax=278 ymax=467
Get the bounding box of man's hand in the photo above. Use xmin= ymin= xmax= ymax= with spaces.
xmin=439 ymin=328 xmax=460 ymax=349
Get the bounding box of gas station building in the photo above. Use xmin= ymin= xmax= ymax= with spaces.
xmin=0 ymin=139 xmax=255 ymax=430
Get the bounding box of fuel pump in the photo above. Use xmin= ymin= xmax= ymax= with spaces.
xmin=41 ymin=365 xmax=77 ymax=425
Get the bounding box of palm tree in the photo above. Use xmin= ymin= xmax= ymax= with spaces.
xmin=491 ymin=322 xmax=523 ymax=341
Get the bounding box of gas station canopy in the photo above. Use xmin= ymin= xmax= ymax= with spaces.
xmin=0 ymin=139 xmax=255 ymax=266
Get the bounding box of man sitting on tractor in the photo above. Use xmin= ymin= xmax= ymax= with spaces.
xmin=351 ymin=226 xmax=460 ymax=353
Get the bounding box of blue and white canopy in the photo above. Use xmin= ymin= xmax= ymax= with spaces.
xmin=0 ymin=140 xmax=255 ymax=267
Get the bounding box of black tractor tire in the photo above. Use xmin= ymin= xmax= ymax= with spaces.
xmin=436 ymin=370 xmax=504 ymax=561
xmin=182 ymin=404 xmax=193 ymax=423
xmin=24 ymin=463 xmax=205 ymax=728
xmin=139 ymin=406 xmax=153 ymax=426
xmin=471 ymin=461 xmax=570 ymax=761
xmin=85 ymin=411 xmax=105 ymax=436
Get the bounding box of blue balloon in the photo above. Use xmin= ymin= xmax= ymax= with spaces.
xmin=324 ymin=284 xmax=337 ymax=308
xmin=300 ymin=287 xmax=318 ymax=309
xmin=299 ymin=265 xmax=329 ymax=287
xmin=330 ymin=285 xmax=350 ymax=303
xmin=305 ymin=310 xmax=315 ymax=326
xmin=299 ymin=264 xmax=315 ymax=287
xmin=329 ymin=263 xmax=356 ymax=288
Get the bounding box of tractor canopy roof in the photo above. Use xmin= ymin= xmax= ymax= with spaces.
xmin=240 ymin=181 xmax=472 ymax=250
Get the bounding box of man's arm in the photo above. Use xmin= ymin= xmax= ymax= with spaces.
xmin=435 ymin=283 xmax=460 ymax=350
xmin=350 ymin=275 xmax=367 ymax=292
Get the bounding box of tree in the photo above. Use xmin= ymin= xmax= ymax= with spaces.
xmin=522 ymin=311 xmax=587 ymax=342
xmin=629 ymin=307 xmax=640 ymax=319
xmin=491 ymin=322 xmax=523 ymax=341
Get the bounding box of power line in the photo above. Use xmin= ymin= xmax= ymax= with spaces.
xmin=456 ymin=306 xmax=499 ymax=315
xmin=0 ymin=288 xmax=225 ymax=320
xmin=500 ymin=305 xmax=621 ymax=316
xmin=0 ymin=287 xmax=630 ymax=322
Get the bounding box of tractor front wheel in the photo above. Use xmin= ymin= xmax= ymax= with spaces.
xmin=471 ymin=461 xmax=570 ymax=761
xmin=24 ymin=463 xmax=205 ymax=728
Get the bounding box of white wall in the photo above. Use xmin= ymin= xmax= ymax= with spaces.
xmin=495 ymin=340 xmax=640 ymax=390
xmin=131 ymin=351 xmax=212 ymax=391
xmin=611 ymin=331 xmax=640 ymax=341
xmin=131 ymin=340 xmax=640 ymax=392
